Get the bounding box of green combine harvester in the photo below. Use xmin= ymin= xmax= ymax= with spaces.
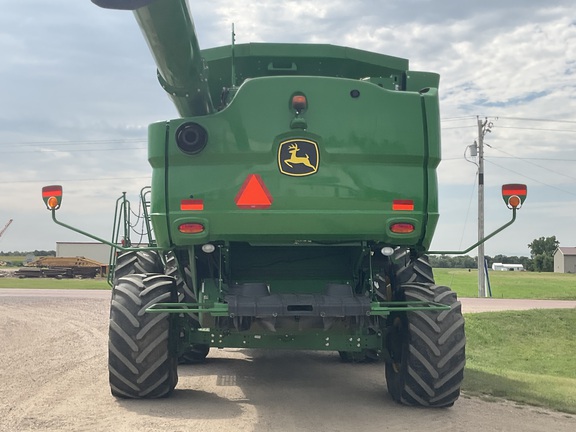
xmin=42 ymin=0 xmax=527 ymax=407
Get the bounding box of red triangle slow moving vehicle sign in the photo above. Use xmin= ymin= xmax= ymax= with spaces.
xmin=235 ymin=174 xmax=273 ymax=209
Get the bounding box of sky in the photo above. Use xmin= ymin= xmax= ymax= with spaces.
xmin=1 ymin=0 xmax=575 ymax=257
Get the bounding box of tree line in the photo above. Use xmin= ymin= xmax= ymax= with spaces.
xmin=0 ymin=236 xmax=561 ymax=272
xmin=430 ymin=236 xmax=559 ymax=272
xmin=0 ymin=250 xmax=56 ymax=257
xmin=429 ymin=254 xmax=532 ymax=269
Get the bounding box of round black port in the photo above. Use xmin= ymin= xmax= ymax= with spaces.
xmin=350 ymin=89 xmax=361 ymax=98
xmin=175 ymin=122 xmax=208 ymax=155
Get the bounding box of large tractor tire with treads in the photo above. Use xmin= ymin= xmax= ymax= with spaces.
xmin=392 ymin=248 xmax=434 ymax=286
xmin=113 ymin=250 xmax=163 ymax=283
xmin=108 ymin=274 xmax=178 ymax=398
xmin=341 ymin=248 xmax=436 ymax=363
xmin=385 ymin=283 xmax=465 ymax=407
xmin=373 ymin=248 xmax=434 ymax=304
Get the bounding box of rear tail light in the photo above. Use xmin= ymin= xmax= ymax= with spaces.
xmin=390 ymin=223 xmax=415 ymax=234
xmin=178 ymin=223 xmax=205 ymax=234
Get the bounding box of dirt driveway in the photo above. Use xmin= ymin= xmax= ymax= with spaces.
xmin=0 ymin=289 xmax=574 ymax=432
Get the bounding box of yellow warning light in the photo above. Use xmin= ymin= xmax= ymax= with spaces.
xmin=507 ymin=195 xmax=521 ymax=209
xmin=47 ymin=196 xmax=59 ymax=209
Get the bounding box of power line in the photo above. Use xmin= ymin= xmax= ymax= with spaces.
xmin=485 ymin=159 xmax=576 ymax=197
xmin=488 ymin=146 xmax=576 ymax=182
xmin=0 ymin=176 xmax=151 ymax=185
xmin=497 ymin=125 xmax=576 ymax=133
xmin=488 ymin=156 xmax=576 ymax=162
xmin=0 ymin=147 xmax=146 ymax=154
xmin=497 ymin=116 xmax=576 ymax=124
xmin=441 ymin=116 xmax=476 ymax=122
xmin=443 ymin=125 xmax=476 ymax=130
xmin=0 ymin=138 xmax=145 ymax=147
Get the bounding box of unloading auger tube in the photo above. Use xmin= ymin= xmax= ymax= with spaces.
xmin=92 ymin=0 xmax=215 ymax=117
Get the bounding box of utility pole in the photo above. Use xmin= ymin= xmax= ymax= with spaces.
xmin=476 ymin=117 xmax=492 ymax=297
xmin=477 ymin=117 xmax=486 ymax=297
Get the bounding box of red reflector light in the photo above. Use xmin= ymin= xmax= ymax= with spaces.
xmin=502 ymin=184 xmax=527 ymax=196
xmin=390 ymin=223 xmax=415 ymax=234
xmin=392 ymin=199 xmax=414 ymax=211
xmin=42 ymin=185 xmax=62 ymax=198
xmin=181 ymin=199 xmax=204 ymax=211
xmin=235 ymin=174 xmax=273 ymax=209
xmin=178 ymin=223 xmax=205 ymax=234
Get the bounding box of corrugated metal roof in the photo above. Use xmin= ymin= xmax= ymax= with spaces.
xmin=556 ymin=247 xmax=576 ymax=256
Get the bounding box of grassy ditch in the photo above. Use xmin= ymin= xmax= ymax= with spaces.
xmin=464 ymin=308 xmax=576 ymax=414
xmin=0 ymin=276 xmax=110 ymax=290
xmin=435 ymin=268 xmax=576 ymax=300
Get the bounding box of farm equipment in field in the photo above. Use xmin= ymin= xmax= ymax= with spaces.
xmin=42 ymin=0 xmax=527 ymax=406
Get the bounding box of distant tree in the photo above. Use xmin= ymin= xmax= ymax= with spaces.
xmin=0 ymin=250 xmax=55 ymax=257
xmin=528 ymin=236 xmax=558 ymax=272
xmin=429 ymin=255 xmax=476 ymax=269
xmin=533 ymin=254 xmax=554 ymax=272
xmin=528 ymin=236 xmax=559 ymax=258
xmin=433 ymin=254 xmax=536 ymax=270
xmin=33 ymin=250 xmax=56 ymax=257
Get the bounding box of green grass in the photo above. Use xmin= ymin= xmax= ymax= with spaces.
xmin=0 ymin=255 xmax=26 ymax=261
xmin=0 ymin=277 xmax=110 ymax=290
xmin=434 ymin=268 xmax=576 ymax=300
xmin=464 ymin=309 xmax=576 ymax=414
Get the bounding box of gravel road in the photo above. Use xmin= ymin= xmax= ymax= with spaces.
xmin=1 ymin=289 xmax=575 ymax=432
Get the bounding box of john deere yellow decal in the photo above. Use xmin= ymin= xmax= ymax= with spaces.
xmin=278 ymin=139 xmax=319 ymax=177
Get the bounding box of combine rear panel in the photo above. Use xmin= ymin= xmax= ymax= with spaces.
xmin=150 ymin=44 xmax=441 ymax=250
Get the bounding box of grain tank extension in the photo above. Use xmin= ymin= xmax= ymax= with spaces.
xmin=42 ymin=0 xmax=526 ymax=406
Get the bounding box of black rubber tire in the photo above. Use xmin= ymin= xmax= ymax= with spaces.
xmin=165 ymin=251 xmax=195 ymax=304
xmin=373 ymin=248 xmax=434 ymax=303
xmin=108 ymin=274 xmax=178 ymax=398
xmin=385 ymin=283 xmax=465 ymax=407
xmin=165 ymin=251 xmax=210 ymax=364
xmin=113 ymin=250 xmax=162 ymax=283
xmin=392 ymin=248 xmax=434 ymax=286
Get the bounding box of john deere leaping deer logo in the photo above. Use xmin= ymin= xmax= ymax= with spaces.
xmin=278 ymin=139 xmax=319 ymax=176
